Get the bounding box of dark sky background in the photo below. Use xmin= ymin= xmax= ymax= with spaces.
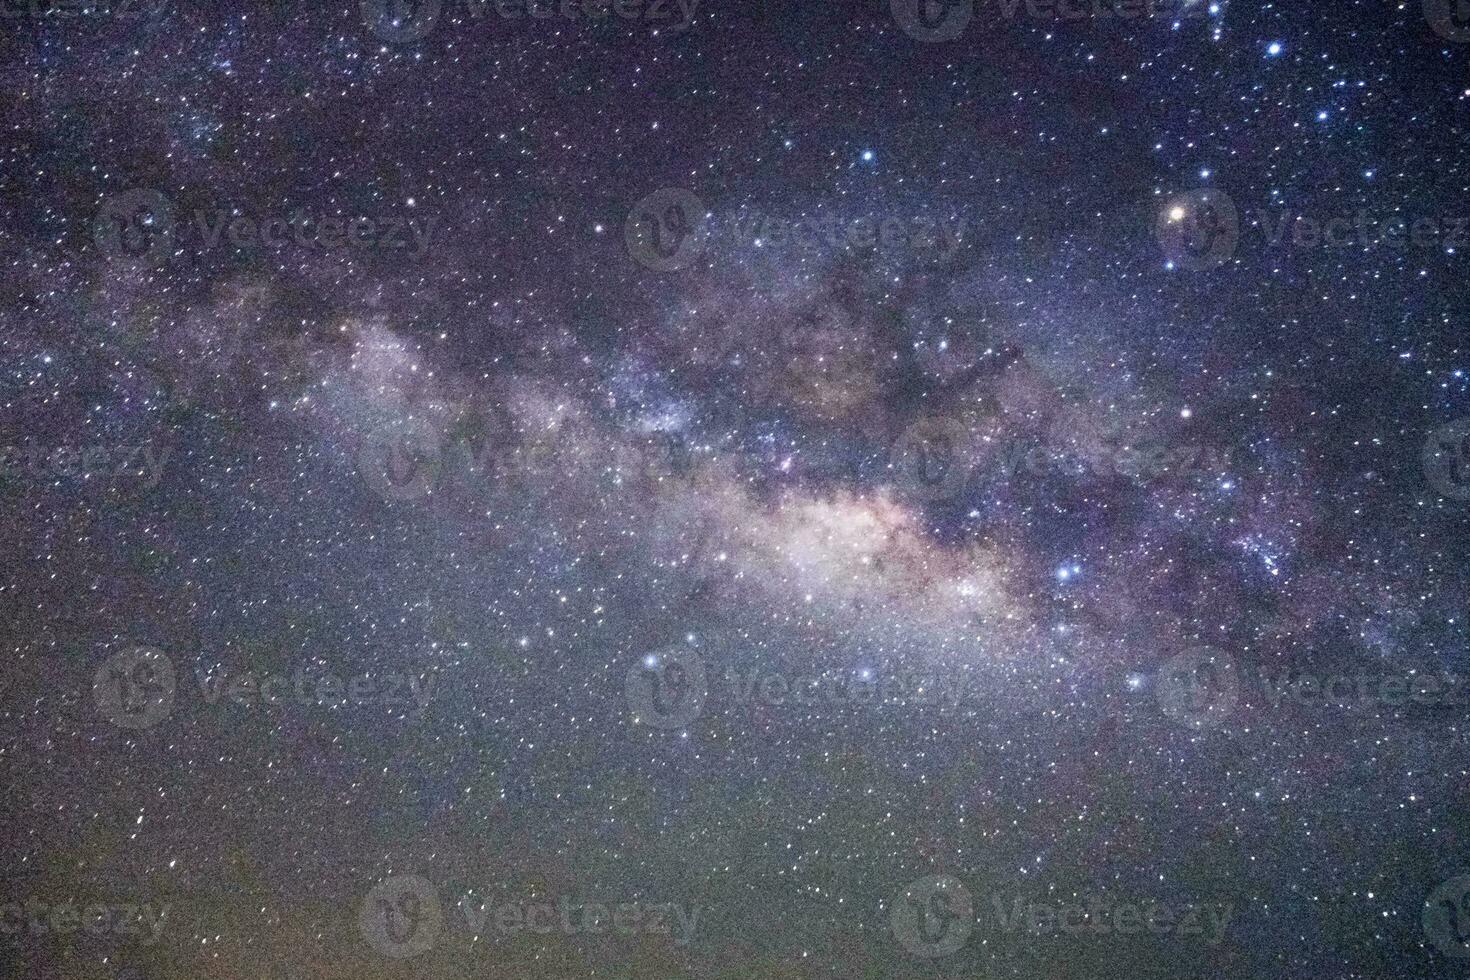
xmin=4 ymin=0 xmax=1470 ymax=977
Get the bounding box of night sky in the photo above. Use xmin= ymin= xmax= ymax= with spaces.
xmin=5 ymin=0 xmax=1470 ymax=977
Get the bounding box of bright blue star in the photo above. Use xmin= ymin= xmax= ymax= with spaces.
xmin=1266 ymin=41 xmax=1283 ymax=57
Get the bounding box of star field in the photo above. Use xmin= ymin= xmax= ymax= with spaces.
xmin=4 ymin=1 xmax=1470 ymax=978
